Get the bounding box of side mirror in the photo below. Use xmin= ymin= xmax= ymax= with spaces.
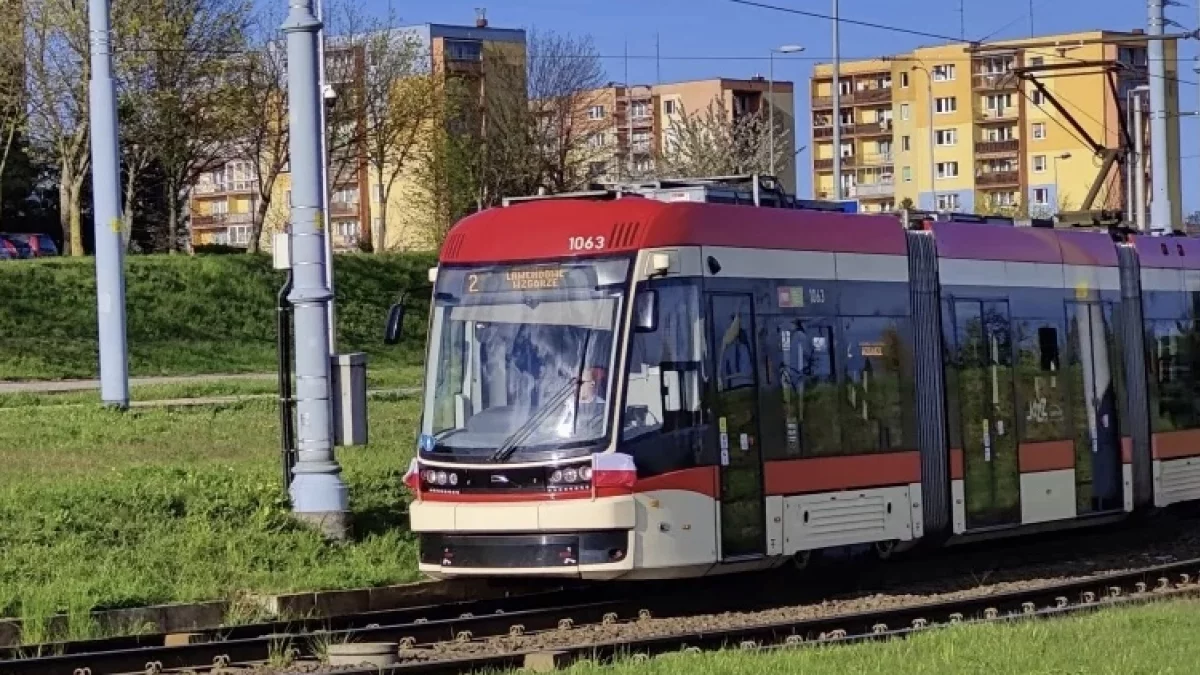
xmin=384 ymin=303 xmax=406 ymax=345
xmin=633 ymin=290 xmax=657 ymax=333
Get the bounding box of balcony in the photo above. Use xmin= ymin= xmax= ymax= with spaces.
xmin=813 ymin=124 xmax=855 ymax=139
xmin=812 ymin=93 xmax=855 ymax=109
xmin=854 ymin=181 xmax=895 ymax=198
xmin=855 ymin=121 xmax=893 ymax=136
xmin=978 ymin=108 xmax=1019 ymax=123
xmin=976 ymin=170 xmax=1020 ymax=187
xmin=813 ymin=156 xmax=857 ymax=171
xmin=859 ymin=152 xmax=894 ymax=167
xmin=194 ymin=179 xmax=259 ymax=196
xmin=973 ymin=72 xmax=1018 ymax=91
xmin=330 ymin=201 xmax=360 ymax=217
xmin=191 ymin=212 xmax=254 ymax=229
xmin=975 ymin=139 xmax=1020 ymax=155
xmin=854 ymin=88 xmax=892 ymax=105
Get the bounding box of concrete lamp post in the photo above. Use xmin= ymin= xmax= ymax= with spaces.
xmin=769 ymin=44 xmax=805 ymax=179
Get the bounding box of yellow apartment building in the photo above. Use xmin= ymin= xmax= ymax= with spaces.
xmin=190 ymin=14 xmax=527 ymax=253
xmin=810 ymin=29 xmax=1181 ymax=221
xmin=577 ymin=77 xmax=798 ymax=193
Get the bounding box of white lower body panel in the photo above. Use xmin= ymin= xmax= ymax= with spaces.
xmin=1154 ymin=457 xmax=1200 ymax=507
xmin=1020 ymin=469 xmax=1076 ymax=525
xmin=782 ymin=484 xmax=921 ymax=555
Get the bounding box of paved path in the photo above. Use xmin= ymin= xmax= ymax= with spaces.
xmin=0 ymin=373 xmax=277 ymax=394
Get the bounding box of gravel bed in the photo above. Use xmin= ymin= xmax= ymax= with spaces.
xmin=243 ymin=515 xmax=1200 ymax=673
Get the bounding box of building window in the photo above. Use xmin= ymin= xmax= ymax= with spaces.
xmin=1032 ymin=122 xmax=1046 ymax=140
xmin=937 ymin=193 xmax=960 ymax=211
xmin=933 ymin=64 xmax=955 ymax=81
xmin=900 ymin=103 xmax=910 ymax=120
xmin=663 ymin=99 xmax=676 ymax=114
xmin=935 ymin=129 xmax=957 ymax=146
xmin=1033 ymin=188 xmax=1050 ymax=205
xmin=902 ymin=135 xmax=911 ymax=151
xmin=444 ymin=39 xmax=482 ymax=62
xmin=1031 ymin=89 xmax=1046 ymax=105
xmin=335 ymin=221 xmax=358 ymax=240
xmin=375 ymin=184 xmax=385 ymax=202
xmin=839 ymin=80 xmax=852 ymax=95
xmin=587 ymin=161 xmax=607 ymax=177
xmin=984 ymin=126 xmax=1015 ymax=141
xmin=985 ymin=93 xmax=1013 ymax=110
xmin=1029 ymin=56 xmax=1044 ymax=67
xmin=588 ymin=132 xmax=606 ymax=148
xmin=1033 ymin=155 xmax=1047 ymax=172
xmin=630 ymin=101 xmax=649 ymax=118
xmin=587 ymin=105 xmax=605 ymax=120
xmin=900 ymin=72 xmax=909 ymax=88
xmin=935 ymin=97 xmax=957 ymax=114
xmin=936 ymin=161 xmax=959 ymax=179
xmin=902 ymin=166 xmax=912 ymax=182
xmin=229 ymin=225 xmax=251 ymax=246
xmin=285 ymin=190 xmax=292 ymax=207
xmin=840 ymin=142 xmax=854 ymax=158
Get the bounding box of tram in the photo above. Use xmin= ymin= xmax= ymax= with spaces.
xmin=386 ymin=175 xmax=1200 ymax=580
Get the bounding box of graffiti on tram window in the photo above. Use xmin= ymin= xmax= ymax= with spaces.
xmin=1015 ymin=321 xmax=1066 ymax=442
xmin=774 ymin=318 xmax=839 ymax=457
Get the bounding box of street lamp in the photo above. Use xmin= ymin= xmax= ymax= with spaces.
xmin=911 ymin=65 xmax=937 ymax=210
xmin=769 ymin=44 xmax=805 ymax=179
xmin=1053 ymin=152 xmax=1071 ymax=209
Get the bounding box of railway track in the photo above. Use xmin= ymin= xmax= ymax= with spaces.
xmin=6 ymin=513 xmax=1200 ymax=675
xmin=312 ymin=558 xmax=1200 ymax=675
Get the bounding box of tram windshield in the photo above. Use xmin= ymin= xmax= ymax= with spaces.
xmin=419 ymin=259 xmax=630 ymax=462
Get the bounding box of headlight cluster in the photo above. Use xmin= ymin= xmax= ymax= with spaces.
xmin=549 ymin=464 xmax=592 ymax=485
xmin=422 ymin=469 xmax=459 ymax=487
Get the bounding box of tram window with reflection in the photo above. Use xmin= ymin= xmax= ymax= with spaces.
xmin=619 ymin=281 xmax=706 ymax=475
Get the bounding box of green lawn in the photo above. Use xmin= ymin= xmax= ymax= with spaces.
xmin=0 ymin=253 xmax=433 ymax=381
xmin=0 ymin=395 xmax=423 ymax=641
xmin=576 ymin=598 xmax=1200 ymax=675
xmin=0 ymin=365 xmax=424 ymax=409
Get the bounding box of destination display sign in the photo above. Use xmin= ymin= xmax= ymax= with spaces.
xmin=464 ymin=264 xmax=597 ymax=294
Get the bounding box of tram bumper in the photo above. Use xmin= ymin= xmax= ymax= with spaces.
xmin=410 ymin=497 xmax=636 ymax=579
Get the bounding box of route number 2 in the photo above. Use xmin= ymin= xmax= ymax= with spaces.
xmin=568 ymin=236 xmax=606 ymax=251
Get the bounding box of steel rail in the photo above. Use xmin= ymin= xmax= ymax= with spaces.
xmin=320 ymin=557 xmax=1200 ymax=675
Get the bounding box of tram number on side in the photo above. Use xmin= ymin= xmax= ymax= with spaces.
xmin=567 ymin=236 xmax=606 ymax=252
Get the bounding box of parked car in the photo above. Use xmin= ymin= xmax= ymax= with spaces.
xmin=0 ymin=233 xmax=59 ymax=259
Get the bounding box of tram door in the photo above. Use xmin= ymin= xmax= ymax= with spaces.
xmin=1066 ymin=301 xmax=1123 ymax=513
xmin=708 ymin=293 xmax=766 ymax=560
xmin=953 ymin=300 xmax=1022 ymax=529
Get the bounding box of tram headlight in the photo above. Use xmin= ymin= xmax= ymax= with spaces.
xmin=434 ymin=471 xmax=448 ymax=486
xmin=549 ymin=464 xmax=591 ymax=486
xmin=422 ymin=469 xmax=437 ymax=484
xmin=447 ymin=472 xmax=458 ymax=487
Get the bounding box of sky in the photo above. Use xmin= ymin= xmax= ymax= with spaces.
xmin=282 ymin=0 xmax=1200 ymax=214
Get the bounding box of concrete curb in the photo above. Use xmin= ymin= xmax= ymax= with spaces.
xmin=0 ymin=578 xmax=515 ymax=646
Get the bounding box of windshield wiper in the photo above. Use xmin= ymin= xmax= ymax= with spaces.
xmin=490 ymin=376 xmax=581 ymax=463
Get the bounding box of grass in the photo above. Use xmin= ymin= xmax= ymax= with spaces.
xmin=0 ymin=365 xmax=424 ymax=409
xmin=0 ymin=252 xmax=433 ymax=381
xmin=0 ymin=395 xmax=424 ymax=639
xmin=569 ymin=598 xmax=1200 ymax=675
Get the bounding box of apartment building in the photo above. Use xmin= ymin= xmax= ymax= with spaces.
xmin=810 ymin=29 xmax=1181 ymax=221
xmin=578 ymin=77 xmax=797 ymax=193
xmin=190 ymin=13 xmax=526 ymax=252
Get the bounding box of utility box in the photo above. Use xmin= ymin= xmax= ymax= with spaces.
xmin=331 ymin=352 xmax=368 ymax=447
xmin=272 ymin=232 xmax=291 ymax=270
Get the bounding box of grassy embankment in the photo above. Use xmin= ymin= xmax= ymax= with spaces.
xmin=0 ymin=254 xmax=432 ymax=641
xmin=571 ymin=598 xmax=1200 ymax=675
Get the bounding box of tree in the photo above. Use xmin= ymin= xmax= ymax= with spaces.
xmin=656 ymin=97 xmax=791 ymax=179
xmin=0 ymin=16 xmax=28 ymax=228
xmin=227 ymin=6 xmax=289 ymax=253
xmin=23 ymin=0 xmax=91 ymax=255
xmin=118 ymin=0 xmax=251 ymax=253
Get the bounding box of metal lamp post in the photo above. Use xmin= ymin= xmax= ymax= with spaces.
xmin=769 ymin=44 xmax=804 ymax=179
xmin=911 ymin=65 xmax=937 ymax=210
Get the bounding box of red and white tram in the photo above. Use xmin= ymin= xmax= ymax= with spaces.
xmin=387 ymin=176 xmax=1200 ymax=580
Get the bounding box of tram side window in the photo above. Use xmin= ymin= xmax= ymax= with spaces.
xmin=840 ymin=317 xmax=913 ymax=452
xmin=621 ymin=282 xmax=704 ymax=454
xmin=1015 ymin=320 xmax=1066 ymax=442
xmin=767 ymin=316 xmax=840 ymax=457
xmin=430 ymin=318 xmax=467 ymax=435
xmin=1147 ymin=320 xmax=1200 ymax=433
